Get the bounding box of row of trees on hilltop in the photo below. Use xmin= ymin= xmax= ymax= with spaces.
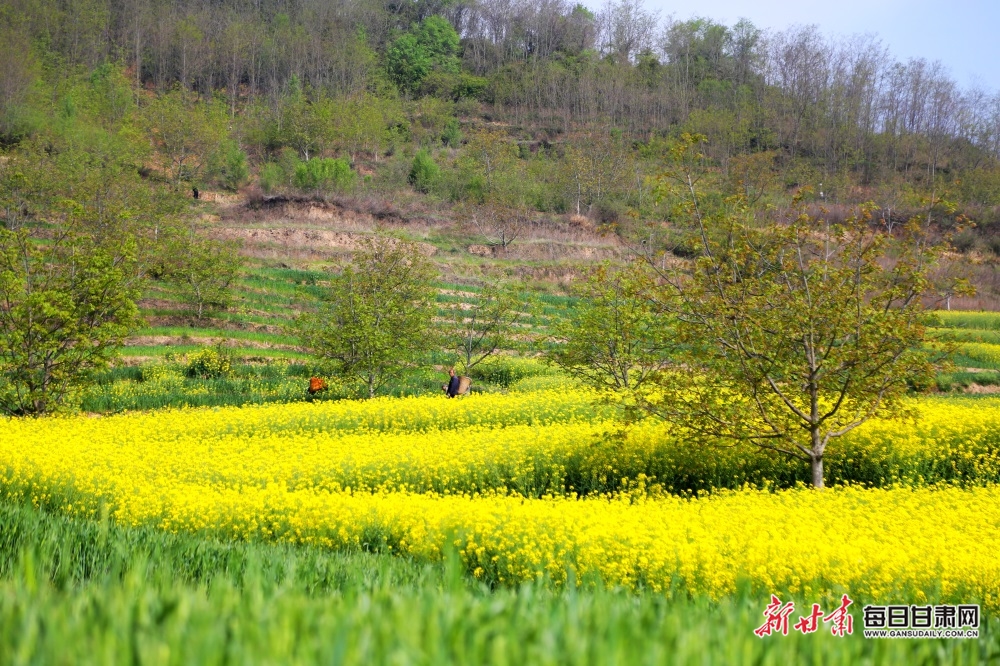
xmin=3 ymin=0 xmax=999 ymax=180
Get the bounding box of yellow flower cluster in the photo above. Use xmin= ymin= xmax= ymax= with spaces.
xmin=2 ymin=389 xmax=1000 ymax=607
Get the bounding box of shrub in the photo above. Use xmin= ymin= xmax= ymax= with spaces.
xmin=210 ymin=140 xmax=249 ymax=191
xmin=186 ymin=346 xmax=232 ymax=379
xmin=441 ymin=119 xmax=462 ymax=147
xmin=408 ymin=149 xmax=440 ymax=193
xmin=952 ymin=230 xmax=978 ymax=254
xmin=260 ymin=163 xmax=285 ymax=194
xmin=294 ymin=158 xmax=356 ymax=194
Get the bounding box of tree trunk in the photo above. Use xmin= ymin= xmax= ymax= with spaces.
xmin=810 ymin=454 xmax=824 ymax=489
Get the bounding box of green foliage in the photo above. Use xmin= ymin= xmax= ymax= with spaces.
xmin=387 ymin=34 xmax=432 ymax=94
xmin=296 ymin=233 xmax=438 ymax=397
xmin=141 ymin=90 xmax=228 ymax=186
xmin=0 ymin=229 xmax=141 ymax=415
xmin=139 ymin=363 xmax=183 ymax=383
xmin=259 ymin=162 xmax=285 ymax=193
xmin=548 ymin=262 xmax=673 ymax=392
xmin=84 ymin=63 xmax=135 ymax=128
xmin=466 ymin=356 xmax=552 ymax=389
xmin=459 ymin=127 xmax=521 ymax=204
xmin=558 ymin=130 xmax=634 ymax=216
xmin=387 ymin=16 xmax=461 ymax=94
xmin=441 ymin=118 xmax=462 ymax=147
xmin=81 ymin=361 xmax=333 ymax=413
xmin=293 ymin=157 xmax=356 ymax=194
xmin=209 ymin=140 xmax=249 ymax=191
xmin=643 ymin=141 xmax=942 ymax=487
xmin=408 ymin=149 xmax=439 ymax=193
xmin=414 ymin=16 xmax=461 ymax=68
xmin=0 ymin=22 xmax=40 ymax=142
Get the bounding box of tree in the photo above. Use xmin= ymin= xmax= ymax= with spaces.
xmin=461 ymin=127 xmax=518 ymax=202
xmin=560 ymin=130 xmax=633 ymax=217
xmin=280 ymin=85 xmax=334 ymax=161
xmin=142 ymin=90 xmax=227 ymax=186
xmin=448 ymin=276 xmax=528 ymax=371
xmin=387 ymin=16 xmax=461 ymax=94
xmin=0 ymin=22 xmax=39 ymax=141
xmin=296 ymin=233 xmax=437 ymax=398
xmin=334 ymin=94 xmax=397 ymax=161
xmin=0 ymin=228 xmax=142 ymax=415
xmin=161 ymin=224 xmax=243 ymax=320
xmin=725 ymin=150 xmax=778 ymax=207
xmin=641 ymin=139 xmax=940 ymax=488
xmin=549 ymin=261 xmax=672 ymax=392
xmin=597 ymin=0 xmax=658 ymax=64
xmin=471 ymin=203 xmax=529 ymax=251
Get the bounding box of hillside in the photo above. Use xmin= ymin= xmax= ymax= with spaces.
xmin=2 ymin=0 xmax=1000 ymax=412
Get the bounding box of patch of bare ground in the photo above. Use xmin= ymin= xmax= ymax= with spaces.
xmin=197 ymin=191 xmax=241 ymax=205
xmin=125 ymin=335 xmax=303 ymax=351
xmin=137 ymin=300 xmax=296 ymax=321
xmin=467 ymin=241 xmax=620 ymax=261
xmin=222 ymin=196 xmax=411 ymax=230
xmin=216 ymin=195 xmax=622 ymax=262
xmin=438 ymin=288 xmax=481 ymax=299
xmin=213 ymin=226 xmax=438 ymax=258
xmin=961 ymin=383 xmax=1000 ymax=394
xmin=142 ymin=315 xmax=287 ymax=334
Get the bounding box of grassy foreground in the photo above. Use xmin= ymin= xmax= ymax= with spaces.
xmin=0 ymin=501 xmax=994 ymax=665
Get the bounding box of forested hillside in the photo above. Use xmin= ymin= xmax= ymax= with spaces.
xmin=2 ymin=0 xmax=1000 ymax=304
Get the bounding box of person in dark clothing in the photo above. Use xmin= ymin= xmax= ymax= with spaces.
xmin=445 ymin=367 xmax=461 ymax=398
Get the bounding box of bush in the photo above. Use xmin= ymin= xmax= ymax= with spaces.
xmin=441 ymin=119 xmax=462 ymax=147
xmin=186 ymin=346 xmax=232 ymax=379
xmin=408 ymin=149 xmax=440 ymax=193
xmin=293 ymin=158 xmax=355 ymax=194
xmin=952 ymin=230 xmax=978 ymax=254
xmin=595 ymin=199 xmax=626 ymax=225
xmin=210 ymin=140 xmax=249 ymax=191
xmin=259 ymin=163 xmax=285 ymax=194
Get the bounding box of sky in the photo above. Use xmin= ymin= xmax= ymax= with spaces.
xmin=642 ymin=0 xmax=1000 ymax=92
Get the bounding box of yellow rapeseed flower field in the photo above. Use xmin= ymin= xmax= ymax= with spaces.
xmin=2 ymin=389 xmax=1000 ymax=608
